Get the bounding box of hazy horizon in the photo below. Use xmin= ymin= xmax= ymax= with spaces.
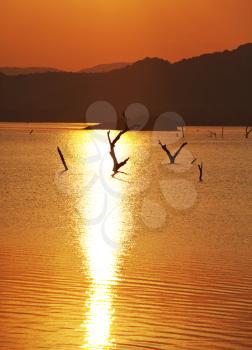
xmin=0 ymin=42 xmax=251 ymax=73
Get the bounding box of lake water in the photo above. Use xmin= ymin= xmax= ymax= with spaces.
xmin=0 ymin=125 xmax=252 ymax=350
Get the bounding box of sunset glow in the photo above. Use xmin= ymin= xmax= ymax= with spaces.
xmin=79 ymin=133 xmax=125 ymax=349
xmin=1 ymin=0 xmax=252 ymax=70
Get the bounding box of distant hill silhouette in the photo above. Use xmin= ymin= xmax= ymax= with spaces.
xmin=0 ymin=63 xmax=131 ymax=75
xmin=0 ymin=67 xmax=62 ymax=76
xmin=79 ymin=62 xmax=131 ymax=73
xmin=0 ymin=44 xmax=252 ymax=128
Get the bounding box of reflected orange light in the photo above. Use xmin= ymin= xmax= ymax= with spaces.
xmin=79 ymin=132 xmax=125 ymax=349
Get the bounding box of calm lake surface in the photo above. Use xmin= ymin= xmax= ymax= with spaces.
xmin=0 ymin=125 xmax=252 ymax=350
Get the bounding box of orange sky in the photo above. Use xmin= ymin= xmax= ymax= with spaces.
xmin=0 ymin=0 xmax=252 ymax=71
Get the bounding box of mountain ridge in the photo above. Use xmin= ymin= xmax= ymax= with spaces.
xmin=0 ymin=67 xmax=62 ymax=76
xmin=1 ymin=43 xmax=251 ymax=77
xmin=79 ymin=62 xmax=131 ymax=73
xmin=0 ymin=43 xmax=252 ymax=127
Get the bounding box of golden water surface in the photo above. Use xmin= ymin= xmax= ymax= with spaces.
xmin=0 ymin=126 xmax=252 ymax=350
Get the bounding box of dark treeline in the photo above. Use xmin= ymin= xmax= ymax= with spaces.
xmin=0 ymin=43 xmax=252 ymax=128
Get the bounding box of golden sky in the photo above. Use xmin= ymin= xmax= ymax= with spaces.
xmin=1 ymin=0 xmax=252 ymax=70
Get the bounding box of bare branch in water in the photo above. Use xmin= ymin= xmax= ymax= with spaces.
xmin=181 ymin=126 xmax=185 ymax=138
xmin=198 ymin=162 xmax=203 ymax=182
xmin=158 ymin=140 xmax=188 ymax=164
xmin=107 ymin=128 xmax=130 ymax=177
xmin=57 ymin=146 xmax=68 ymax=171
xmin=245 ymin=126 xmax=252 ymax=138
xmin=208 ymin=130 xmax=217 ymax=138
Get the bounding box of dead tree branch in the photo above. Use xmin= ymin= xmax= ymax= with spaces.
xmin=107 ymin=128 xmax=130 ymax=177
xmin=158 ymin=141 xmax=188 ymax=164
xmin=198 ymin=162 xmax=203 ymax=182
xmin=181 ymin=126 xmax=185 ymax=138
xmin=208 ymin=130 xmax=217 ymax=138
xmin=57 ymin=146 xmax=68 ymax=171
xmin=245 ymin=126 xmax=252 ymax=138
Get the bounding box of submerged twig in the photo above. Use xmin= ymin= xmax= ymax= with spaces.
xmin=245 ymin=126 xmax=252 ymax=139
xmin=198 ymin=162 xmax=203 ymax=182
xmin=181 ymin=126 xmax=185 ymax=138
xmin=208 ymin=130 xmax=217 ymax=138
xmin=158 ymin=141 xmax=188 ymax=164
xmin=107 ymin=127 xmax=130 ymax=177
xmin=57 ymin=146 xmax=68 ymax=171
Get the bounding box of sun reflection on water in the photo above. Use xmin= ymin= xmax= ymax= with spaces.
xmin=79 ymin=132 xmax=127 ymax=349
xmin=84 ymin=223 xmax=117 ymax=349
